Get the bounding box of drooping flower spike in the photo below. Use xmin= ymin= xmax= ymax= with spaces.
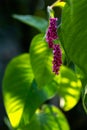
xmin=46 ymin=17 xmax=62 ymax=75
xmin=52 ymin=44 xmax=62 ymax=75
xmin=46 ymin=18 xmax=58 ymax=48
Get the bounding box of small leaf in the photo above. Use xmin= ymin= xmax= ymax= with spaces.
xmin=30 ymin=34 xmax=54 ymax=88
xmin=13 ymin=14 xmax=48 ymax=33
xmin=53 ymin=66 xmax=82 ymax=111
xmin=52 ymin=1 xmax=66 ymax=8
xmin=19 ymin=105 xmax=70 ymax=130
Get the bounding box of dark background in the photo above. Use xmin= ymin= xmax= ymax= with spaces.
xmin=0 ymin=0 xmax=87 ymax=130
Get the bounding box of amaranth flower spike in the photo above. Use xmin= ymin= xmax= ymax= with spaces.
xmin=46 ymin=17 xmax=62 ymax=75
xmin=52 ymin=44 xmax=62 ymax=75
xmin=46 ymin=18 xmax=58 ymax=48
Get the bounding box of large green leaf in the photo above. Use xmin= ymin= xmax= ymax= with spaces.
xmin=2 ymin=54 xmax=51 ymax=128
xmin=52 ymin=66 xmax=82 ymax=111
xmin=61 ymin=0 xmax=87 ymax=75
xmin=30 ymin=34 xmax=54 ymax=88
xmin=18 ymin=105 xmax=70 ymax=130
xmin=13 ymin=14 xmax=48 ymax=33
xmin=3 ymin=54 xmax=34 ymax=127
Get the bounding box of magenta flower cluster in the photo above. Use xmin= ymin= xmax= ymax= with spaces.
xmin=52 ymin=44 xmax=62 ymax=74
xmin=46 ymin=18 xmax=58 ymax=48
xmin=46 ymin=18 xmax=62 ymax=75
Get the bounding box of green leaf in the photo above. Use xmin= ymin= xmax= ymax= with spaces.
xmin=30 ymin=34 xmax=54 ymax=88
xmin=13 ymin=14 xmax=48 ymax=33
xmin=19 ymin=105 xmax=70 ymax=130
xmin=3 ymin=54 xmax=58 ymax=128
xmin=53 ymin=66 xmax=82 ymax=111
xmin=61 ymin=0 xmax=87 ymax=75
xmin=2 ymin=54 xmax=34 ymax=127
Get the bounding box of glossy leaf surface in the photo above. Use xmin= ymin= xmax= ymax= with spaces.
xmin=30 ymin=34 xmax=54 ymax=88
xmin=3 ymin=54 xmax=35 ymax=127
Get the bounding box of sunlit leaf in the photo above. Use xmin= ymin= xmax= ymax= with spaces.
xmin=61 ymin=0 xmax=87 ymax=75
xmin=13 ymin=14 xmax=48 ymax=33
xmin=53 ymin=66 xmax=82 ymax=111
xmin=3 ymin=54 xmax=34 ymax=127
xmin=19 ymin=105 xmax=70 ymax=130
xmin=30 ymin=34 xmax=54 ymax=88
xmin=52 ymin=1 xmax=66 ymax=8
xmin=3 ymin=54 xmax=58 ymax=128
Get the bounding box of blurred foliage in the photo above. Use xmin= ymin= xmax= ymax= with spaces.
xmin=1 ymin=0 xmax=87 ymax=130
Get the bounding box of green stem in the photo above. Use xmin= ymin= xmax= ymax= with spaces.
xmin=47 ymin=6 xmax=54 ymax=18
